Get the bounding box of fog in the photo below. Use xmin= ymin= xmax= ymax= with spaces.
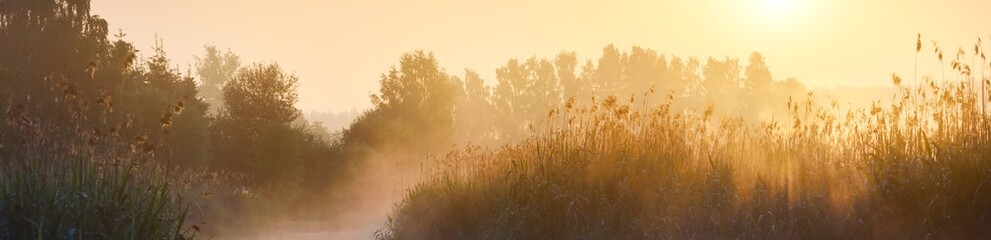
xmin=4 ymin=0 xmax=991 ymax=239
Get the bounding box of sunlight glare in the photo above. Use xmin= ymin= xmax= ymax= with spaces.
xmin=763 ymin=0 xmax=795 ymax=13
xmin=750 ymin=0 xmax=804 ymax=29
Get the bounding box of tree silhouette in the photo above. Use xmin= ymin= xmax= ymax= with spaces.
xmin=123 ymin=40 xmax=211 ymax=166
xmin=703 ymin=57 xmax=742 ymax=115
xmin=344 ymin=51 xmax=458 ymax=158
xmin=596 ymin=44 xmax=626 ymax=96
xmin=221 ymin=63 xmax=300 ymax=127
xmin=625 ymin=46 xmax=667 ymax=105
xmin=1 ymin=0 xmax=215 ymax=166
xmin=576 ymin=60 xmax=598 ymax=103
xmin=453 ymin=69 xmax=496 ymax=143
xmin=555 ymin=52 xmax=581 ymax=100
xmin=0 ymin=0 xmax=109 ymax=106
xmin=743 ymin=52 xmax=774 ymax=121
xmin=493 ymin=57 xmax=562 ymax=140
xmin=212 ymin=63 xmax=303 ymax=184
xmin=195 ymin=44 xmax=241 ymax=114
xmin=745 ymin=52 xmax=773 ymax=93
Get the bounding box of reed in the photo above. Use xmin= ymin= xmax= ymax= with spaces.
xmin=0 ymin=74 xmax=197 ymax=239
xmin=375 ymin=42 xmax=991 ymax=239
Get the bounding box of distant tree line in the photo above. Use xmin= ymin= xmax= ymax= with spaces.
xmin=342 ymin=46 xmax=811 ymax=156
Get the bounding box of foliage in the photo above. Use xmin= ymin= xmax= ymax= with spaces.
xmin=452 ymin=70 xmax=497 ymax=144
xmin=444 ymin=45 xmax=807 ymax=147
xmin=345 ymin=51 xmax=458 ymax=157
xmin=0 ymin=0 xmax=110 ymax=112
xmin=122 ymin=39 xmax=213 ymax=167
xmin=0 ymin=74 xmax=195 ymax=240
xmin=211 ymin=63 xmax=304 ymax=185
xmin=376 ymin=42 xmax=991 ymax=239
xmin=493 ymin=57 xmax=562 ymax=141
xmin=194 ymin=45 xmax=241 ymax=114
xmin=0 ymin=0 xmax=213 ymax=168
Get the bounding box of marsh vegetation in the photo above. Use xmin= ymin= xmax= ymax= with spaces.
xmin=3 ymin=1 xmax=991 ymax=239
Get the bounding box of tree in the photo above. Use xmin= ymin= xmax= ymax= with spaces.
xmin=702 ymin=57 xmax=742 ymax=115
xmin=744 ymin=52 xmax=773 ymax=93
xmin=625 ymin=46 xmax=667 ymax=105
xmin=576 ymin=60 xmax=597 ymax=104
xmin=370 ymin=51 xmax=457 ymax=143
xmin=531 ymin=57 xmax=562 ymax=111
xmin=343 ymin=51 xmax=459 ymax=158
xmin=212 ymin=63 xmax=302 ymax=184
xmin=667 ymin=57 xmax=686 ymax=96
xmin=493 ymin=58 xmax=536 ymax=140
xmin=370 ymin=51 xmax=454 ymax=118
xmin=221 ymin=63 xmax=300 ymax=128
xmin=669 ymin=57 xmax=704 ymax=111
xmin=743 ymin=52 xmax=774 ymax=121
xmin=453 ymin=69 xmax=496 ymax=144
xmin=1 ymin=0 xmax=218 ymax=168
xmin=0 ymin=0 xmax=111 ymax=118
xmin=556 ymin=52 xmax=579 ymax=99
xmin=195 ymin=44 xmax=241 ymax=114
xmin=122 ymin=39 xmax=212 ymax=167
xmin=596 ymin=44 xmax=626 ymax=95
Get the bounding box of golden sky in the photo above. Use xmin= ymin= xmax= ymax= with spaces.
xmin=91 ymin=0 xmax=991 ymax=112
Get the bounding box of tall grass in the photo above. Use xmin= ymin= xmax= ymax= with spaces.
xmin=0 ymin=143 xmax=194 ymax=239
xmin=0 ymin=75 xmax=196 ymax=239
xmin=376 ymin=51 xmax=991 ymax=239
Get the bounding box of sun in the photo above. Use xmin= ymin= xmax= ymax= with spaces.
xmin=753 ymin=0 xmax=802 ymax=24
xmin=763 ymin=0 xmax=796 ymax=13
xmin=745 ymin=0 xmax=809 ymax=36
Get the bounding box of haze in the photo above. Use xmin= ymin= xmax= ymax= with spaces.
xmin=8 ymin=0 xmax=991 ymax=239
xmin=91 ymin=0 xmax=991 ymax=112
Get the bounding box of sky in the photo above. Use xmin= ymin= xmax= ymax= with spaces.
xmin=90 ymin=0 xmax=991 ymax=112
